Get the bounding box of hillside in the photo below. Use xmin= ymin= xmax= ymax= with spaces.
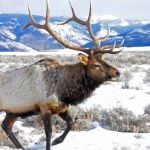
xmin=0 ymin=14 xmax=150 ymax=51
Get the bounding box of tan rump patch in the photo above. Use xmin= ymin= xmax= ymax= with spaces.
xmin=40 ymin=101 xmax=69 ymax=115
xmin=48 ymin=102 xmax=69 ymax=114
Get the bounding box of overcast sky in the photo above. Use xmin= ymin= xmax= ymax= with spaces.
xmin=0 ymin=0 xmax=149 ymax=20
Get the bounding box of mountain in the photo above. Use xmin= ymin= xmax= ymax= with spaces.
xmin=0 ymin=14 xmax=150 ymax=51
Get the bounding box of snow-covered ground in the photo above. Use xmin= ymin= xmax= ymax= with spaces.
xmin=0 ymin=118 xmax=150 ymax=150
xmin=81 ymin=83 xmax=150 ymax=116
xmin=0 ymin=48 xmax=150 ymax=150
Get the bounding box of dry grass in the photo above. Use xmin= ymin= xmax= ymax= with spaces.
xmin=0 ymin=51 xmax=150 ymax=70
xmin=106 ymin=51 xmax=150 ymax=67
xmin=0 ymin=120 xmax=15 ymax=148
xmin=144 ymin=68 xmax=150 ymax=83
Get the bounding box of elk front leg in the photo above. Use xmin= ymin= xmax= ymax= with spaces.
xmin=42 ymin=111 xmax=52 ymax=150
xmin=52 ymin=111 xmax=73 ymax=145
xmin=1 ymin=113 xmax=24 ymax=149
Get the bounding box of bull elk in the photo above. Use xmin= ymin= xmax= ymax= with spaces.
xmin=0 ymin=0 xmax=123 ymax=150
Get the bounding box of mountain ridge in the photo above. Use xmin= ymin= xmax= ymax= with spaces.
xmin=0 ymin=14 xmax=150 ymax=52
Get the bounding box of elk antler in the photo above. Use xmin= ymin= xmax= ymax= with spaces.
xmin=59 ymin=2 xmax=109 ymax=50
xmin=60 ymin=1 xmax=124 ymax=55
xmin=24 ymin=0 xmax=124 ymax=55
xmin=24 ymin=0 xmax=90 ymax=52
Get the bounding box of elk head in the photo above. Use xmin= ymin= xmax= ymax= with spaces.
xmin=24 ymin=0 xmax=123 ymax=82
xmin=77 ymin=53 xmax=120 ymax=83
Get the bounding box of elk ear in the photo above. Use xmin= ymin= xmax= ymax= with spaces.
xmin=78 ymin=53 xmax=89 ymax=65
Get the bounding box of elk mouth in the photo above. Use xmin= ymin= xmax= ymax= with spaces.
xmin=107 ymin=70 xmax=120 ymax=81
xmin=107 ymin=75 xmax=118 ymax=81
xmin=111 ymin=77 xmax=119 ymax=81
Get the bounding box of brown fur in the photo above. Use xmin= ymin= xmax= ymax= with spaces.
xmin=40 ymin=55 xmax=119 ymax=105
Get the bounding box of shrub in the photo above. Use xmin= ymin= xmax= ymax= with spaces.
xmin=120 ymin=70 xmax=133 ymax=89
xmin=136 ymin=114 xmax=150 ymax=133
xmin=144 ymin=104 xmax=150 ymax=115
xmin=22 ymin=106 xmax=100 ymax=132
xmin=0 ymin=124 xmax=15 ymax=148
xmin=144 ymin=68 xmax=150 ymax=83
xmin=22 ymin=106 xmax=150 ymax=133
xmin=99 ymin=107 xmax=150 ymax=133
xmin=130 ymin=66 xmax=143 ymax=72
xmin=99 ymin=107 xmax=137 ymax=132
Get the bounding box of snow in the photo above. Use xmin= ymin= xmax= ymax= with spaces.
xmin=91 ymin=15 xmax=119 ymax=24
xmin=81 ymin=83 xmax=150 ymax=116
xmin=120 ymin=20 xmax=129 ymax=26
xmin=141 ymin=20 xmax=150 ymax=25
xmin=0 ymin=49 xmax=80 ymax=56
xmin=0 ymin=27 xmax=16 ymax=40
xmin=98 ymin=15 xmax=119 ymax=21
xmin=0 ymin=41 xmax=37 ymax=52
xmin=96 ymin=28 xmax=119 ymax=37
xmin=52 ymin=127 xmax=150 ymax=150
xmin=123 ymin=46 xmax=150 ymax=51
xmin=0 ymin=120 xmax=150 ymax=150
xmin=132 ymin=29 xmax=149 ymax=34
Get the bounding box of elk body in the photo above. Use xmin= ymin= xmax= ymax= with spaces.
xmin=0 ymin=0 xmax=123 ymax=150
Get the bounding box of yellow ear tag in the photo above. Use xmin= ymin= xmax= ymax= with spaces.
xmin=78 ymin=53 xmax=89 ymax=65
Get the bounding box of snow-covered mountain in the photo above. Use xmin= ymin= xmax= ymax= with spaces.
xmin=0 ymin=14 xmax=150 ymax=51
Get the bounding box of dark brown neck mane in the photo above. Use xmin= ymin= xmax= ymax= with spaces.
xmin=55 ymin=63 xmax=104 ymax=105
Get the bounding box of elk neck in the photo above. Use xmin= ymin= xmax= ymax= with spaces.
xmin=44 ymin=63 xmax=103 ymax=105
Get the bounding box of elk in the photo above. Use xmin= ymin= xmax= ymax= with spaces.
xmin=0 ymin=0 xmax=123 ymax=150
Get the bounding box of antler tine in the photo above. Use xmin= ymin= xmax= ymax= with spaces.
xmin=45 ymin=0 xmax=50 ymax=24
xmin=86 ymin=2 xmax=99 ymax=49
xmin=23 ymin=1 xmax=45 ymax=29
xmin=120 ymin=38 xmax=125 ymax=46
xmin=98 ymin=26 xmax=110 ymax=43
xmin=101 ymin=41 xmax=117 ymax=54
xmin=58 ymin=18 xmax=73 ymax=26
xmin=59 ymin=1 xmax=86 ymax=26
xmin=24 ymin=0 xmax=122 ymax=55
xmin=97 ymin=39 xmax=124 ymax=54
xmin=24 ymin=0 xmax=91 ymax=52
xmin=58 ymin=1 xmax=101 ymax=51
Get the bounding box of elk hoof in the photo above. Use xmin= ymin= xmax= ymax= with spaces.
xmin=52 ymin=137 xmax=63 ymax=146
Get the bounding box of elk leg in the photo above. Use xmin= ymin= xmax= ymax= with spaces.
xmin=52 ymin=111 xmax=73 ymax=145
xmin=42 ymin=111 xmax=52 ymax=150
xmin=1 ymin=113 xmax=24 ymax=149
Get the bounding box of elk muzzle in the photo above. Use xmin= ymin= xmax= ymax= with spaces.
xmin=108 ymin=68 xmax=120 ymax=81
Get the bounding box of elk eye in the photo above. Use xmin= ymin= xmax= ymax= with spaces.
xmin=94 ymin=64 xmax=100 ymax=69
xmin=94 ymin=64 xmax=99 ymax=67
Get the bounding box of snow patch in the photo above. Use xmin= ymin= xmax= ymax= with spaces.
xmin=141 ymin=20 xmax=150 ymax=25
xmin=0 ymin=27 xmax=16 ymax=40
xmin=120 ymin=20 xmax=129 ymax=26
xmin=98 ymin=15 xmax=119 ymax=20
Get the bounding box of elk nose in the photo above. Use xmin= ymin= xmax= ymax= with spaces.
xmin=115 ymin=70 xmax=120 ymax=76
